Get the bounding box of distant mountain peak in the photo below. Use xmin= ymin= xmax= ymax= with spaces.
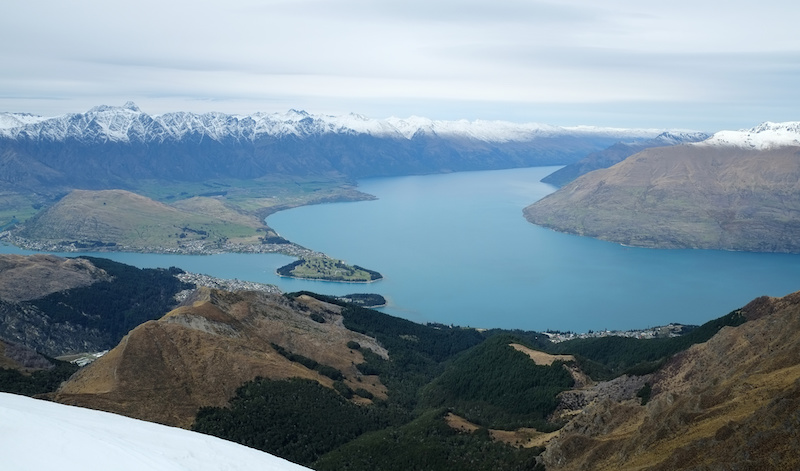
xmin=86 ymin=103 xmax=140 ymax=114
xmin=122 ymin=101 xmax=141 ymax=112
xmin=749 ymin=120 xmax=800 ymax=133
xmin=697 ymin=120 xmax=800 ymax=149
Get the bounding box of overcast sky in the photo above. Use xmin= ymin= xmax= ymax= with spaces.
xmin=2 ymin=0 xmax=798 ymax=130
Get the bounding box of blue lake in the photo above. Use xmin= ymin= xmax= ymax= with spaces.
xmin=4 ymin=166 xmax=800 ymax=332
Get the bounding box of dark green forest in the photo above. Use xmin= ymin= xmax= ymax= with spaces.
xmin=192 ymin=378 xmax=395 ymax=465
xmin=30 ymin=257 xmax=192 ymax=345
xmin=0 ymin=359 xmax=79 ymax=396
xmin=315 ymin=409 xmax=545 ymax=471
xmin=420 ymin=335 xmax=574 ymax=430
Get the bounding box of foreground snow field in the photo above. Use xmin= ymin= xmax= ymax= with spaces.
xmin=0 ymin=392 xmax=309 ymax=471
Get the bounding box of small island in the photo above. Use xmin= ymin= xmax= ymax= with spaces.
xmin=334 ymin=293 xmax=387 ymax=308
xmin=276 ymin=256 xmax=383 ymax=283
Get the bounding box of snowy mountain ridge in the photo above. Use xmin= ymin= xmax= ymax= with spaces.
xmin=0 ymin=392 xmax=309 ymax=471
xmin=696 ymin=121 xmax=800 ymax=150
xmin=0 ymin=102 xmax=664 ymax=144
xmin=651 ymin=130 xmax=711 ymax=145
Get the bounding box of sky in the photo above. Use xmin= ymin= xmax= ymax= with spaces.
xmin=1 ymin=0 xmax=798 ymax=131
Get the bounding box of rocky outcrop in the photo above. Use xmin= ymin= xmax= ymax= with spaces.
xmin=0 ymin=300 xmax=107 ymax=357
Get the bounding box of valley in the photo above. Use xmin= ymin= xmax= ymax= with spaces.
xmin=1 ymin=105 xmax=800 ymax=470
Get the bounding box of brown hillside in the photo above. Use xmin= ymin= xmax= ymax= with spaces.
xmin=51 ymin=288 xmax=388 ymax=428
xmin=0 ymin=253 xmax=110 ymax=302
xmin=524 ymin=145 xmax=800 ymax=252
xmin=541 ymin=290 xmax=800 ymax=470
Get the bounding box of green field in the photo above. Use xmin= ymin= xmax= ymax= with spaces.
xmin=131 ymin=176 xmax=373 ymax=217
xmin=13 ymin=189 xmax=268 ymax=251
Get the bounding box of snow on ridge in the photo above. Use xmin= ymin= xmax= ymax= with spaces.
xmin=0 ymin=113 xmax=50 ymax=137
xmin=652 ymin=131 xmax=711 ymax=145
xmin=696 ymin=121 xmax=800 ymax=150
xmin=0 ymin=103 xmax=667 ymax=143
xmin=0 ymin=392 xmax=309 ymax=471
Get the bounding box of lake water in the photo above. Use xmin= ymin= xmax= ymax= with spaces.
xmin=4 ymin=166 xmax=800 ymax=332
xmin=267 ymin=167 xmax=800 ymax=331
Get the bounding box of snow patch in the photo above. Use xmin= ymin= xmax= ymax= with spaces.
xmin=0 ymin=392 xmax=310 ymax=471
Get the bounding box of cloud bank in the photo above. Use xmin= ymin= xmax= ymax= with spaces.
xmin=2 ymin=0 xmax=798 ymax=129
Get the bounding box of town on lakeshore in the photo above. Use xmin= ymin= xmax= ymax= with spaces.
xmin=542 ymin=323 xmax=691 ymax=343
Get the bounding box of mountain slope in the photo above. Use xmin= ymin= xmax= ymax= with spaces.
xmin=0 ymin=392 xmax=310 ymax=471
xmin=524 ymin=122 xmax=800 ymax=252
xmin=51 ymin=288 xmax=388 ymax=428
xmin=0 ymin=253 xmax=111 ymax=302
xmin=0 ymin=256 xmax=189 ymax=357
xmin=541 ymin=290 xmax=800 ymax=470
xmin=540 ymin=131 xmax=710 ymax=187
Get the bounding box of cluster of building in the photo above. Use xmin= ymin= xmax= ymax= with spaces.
xmin=174 ymin=272 xmax=281 ymax=302
xmin=0 ymin=232 xmax=322 ymax=259
xmin=542 ymin=323 xmax=689 ymax=343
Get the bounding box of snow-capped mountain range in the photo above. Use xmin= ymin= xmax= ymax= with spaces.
xmin=1 ymin=103 xmax=795 ymax=199
xmin=0 ymin=103 xmax=681 ymax=187
xmin=1 ymin=103 xmax=796 ymax=150
xmin=696 ymin=121 xmax=800 ymax=149
xmin=0 ymin=392 xmax=309 ymax=471
xmin=0 ymin=102 xmax=662 ymax=144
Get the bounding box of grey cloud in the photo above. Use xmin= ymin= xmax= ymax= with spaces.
xmin=258 ymin=0 xmax=600 ymax=24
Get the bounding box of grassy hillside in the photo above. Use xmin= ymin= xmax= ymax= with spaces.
xmin=525 ymin=145 xmax=800 ymax=252
xmin=16 ymin=189 xmax=267 ymax=250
